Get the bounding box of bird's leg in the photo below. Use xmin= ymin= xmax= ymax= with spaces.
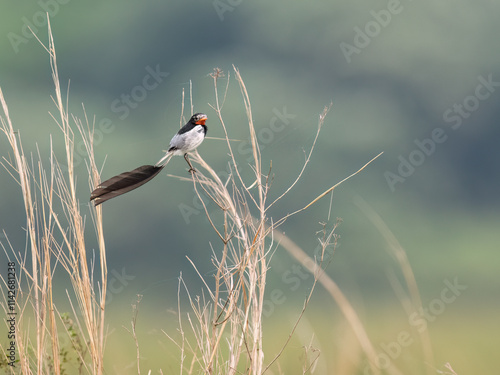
xmin=184 ymin=153 xmax=196 ymax=173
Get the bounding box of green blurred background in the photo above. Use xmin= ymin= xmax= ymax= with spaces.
xmin=1 ymin=1 xmax=499 ymax=373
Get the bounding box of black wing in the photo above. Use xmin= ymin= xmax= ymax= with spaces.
xmin=177 ymin=121 xmax=197 ymax=135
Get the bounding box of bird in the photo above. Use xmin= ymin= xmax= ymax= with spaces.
xmin=90 ymin=113 xmax=208 ymax=206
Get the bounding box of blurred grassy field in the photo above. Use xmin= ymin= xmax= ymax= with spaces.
xmin=56 ymin=207 xmax=496 ymax=374
xmin=92 ymin=300 xmax=497 ymax=374
xmin=1 ymin=1 xmax=499 ymax=373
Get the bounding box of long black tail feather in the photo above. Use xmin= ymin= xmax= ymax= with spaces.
xmin=90 ymin=165 xmax=164 ymax=206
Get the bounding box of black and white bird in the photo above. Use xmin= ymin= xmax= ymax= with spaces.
xmin=90 ymin=113 xmax=208 ymax=206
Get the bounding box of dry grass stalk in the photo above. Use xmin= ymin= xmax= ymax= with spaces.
xmin=274 ymin=230 xmax=403 ymax=375
xmin=124 ymin=295 xmax=144 ymax=375
xmin=354 ymin=196 xmax=435 ymax=374
xmin=0 ymin=18 xmax=107 ymax=374
xmin=164 ymin=67 xmax=383 ymax=374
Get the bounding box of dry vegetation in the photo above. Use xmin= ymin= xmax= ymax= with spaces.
xmin=0 ymin=18 xmax=446 ymax=375
xmin=0 ymin=21 xmax=106 ymax=375
xmin=159 ymin=67 xmax=384 ymax=375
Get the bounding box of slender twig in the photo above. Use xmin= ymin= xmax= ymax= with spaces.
xmin=123 ymin=295 xmax=143 ymax=375
xmin=271 ymin=151 xmax=384 ymax=231
xmin=266 ymin=104 xmax=331 ymax=212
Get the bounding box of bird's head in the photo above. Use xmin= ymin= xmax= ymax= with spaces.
xmin=192 ymin=113 xmax=208 ymax=126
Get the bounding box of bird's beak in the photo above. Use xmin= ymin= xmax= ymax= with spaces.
xmin=195 ymin=115 xmax=207 ymax=125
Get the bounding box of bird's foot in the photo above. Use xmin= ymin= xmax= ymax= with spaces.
xmin=184 ymin=153 xmax=196 ymax=174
